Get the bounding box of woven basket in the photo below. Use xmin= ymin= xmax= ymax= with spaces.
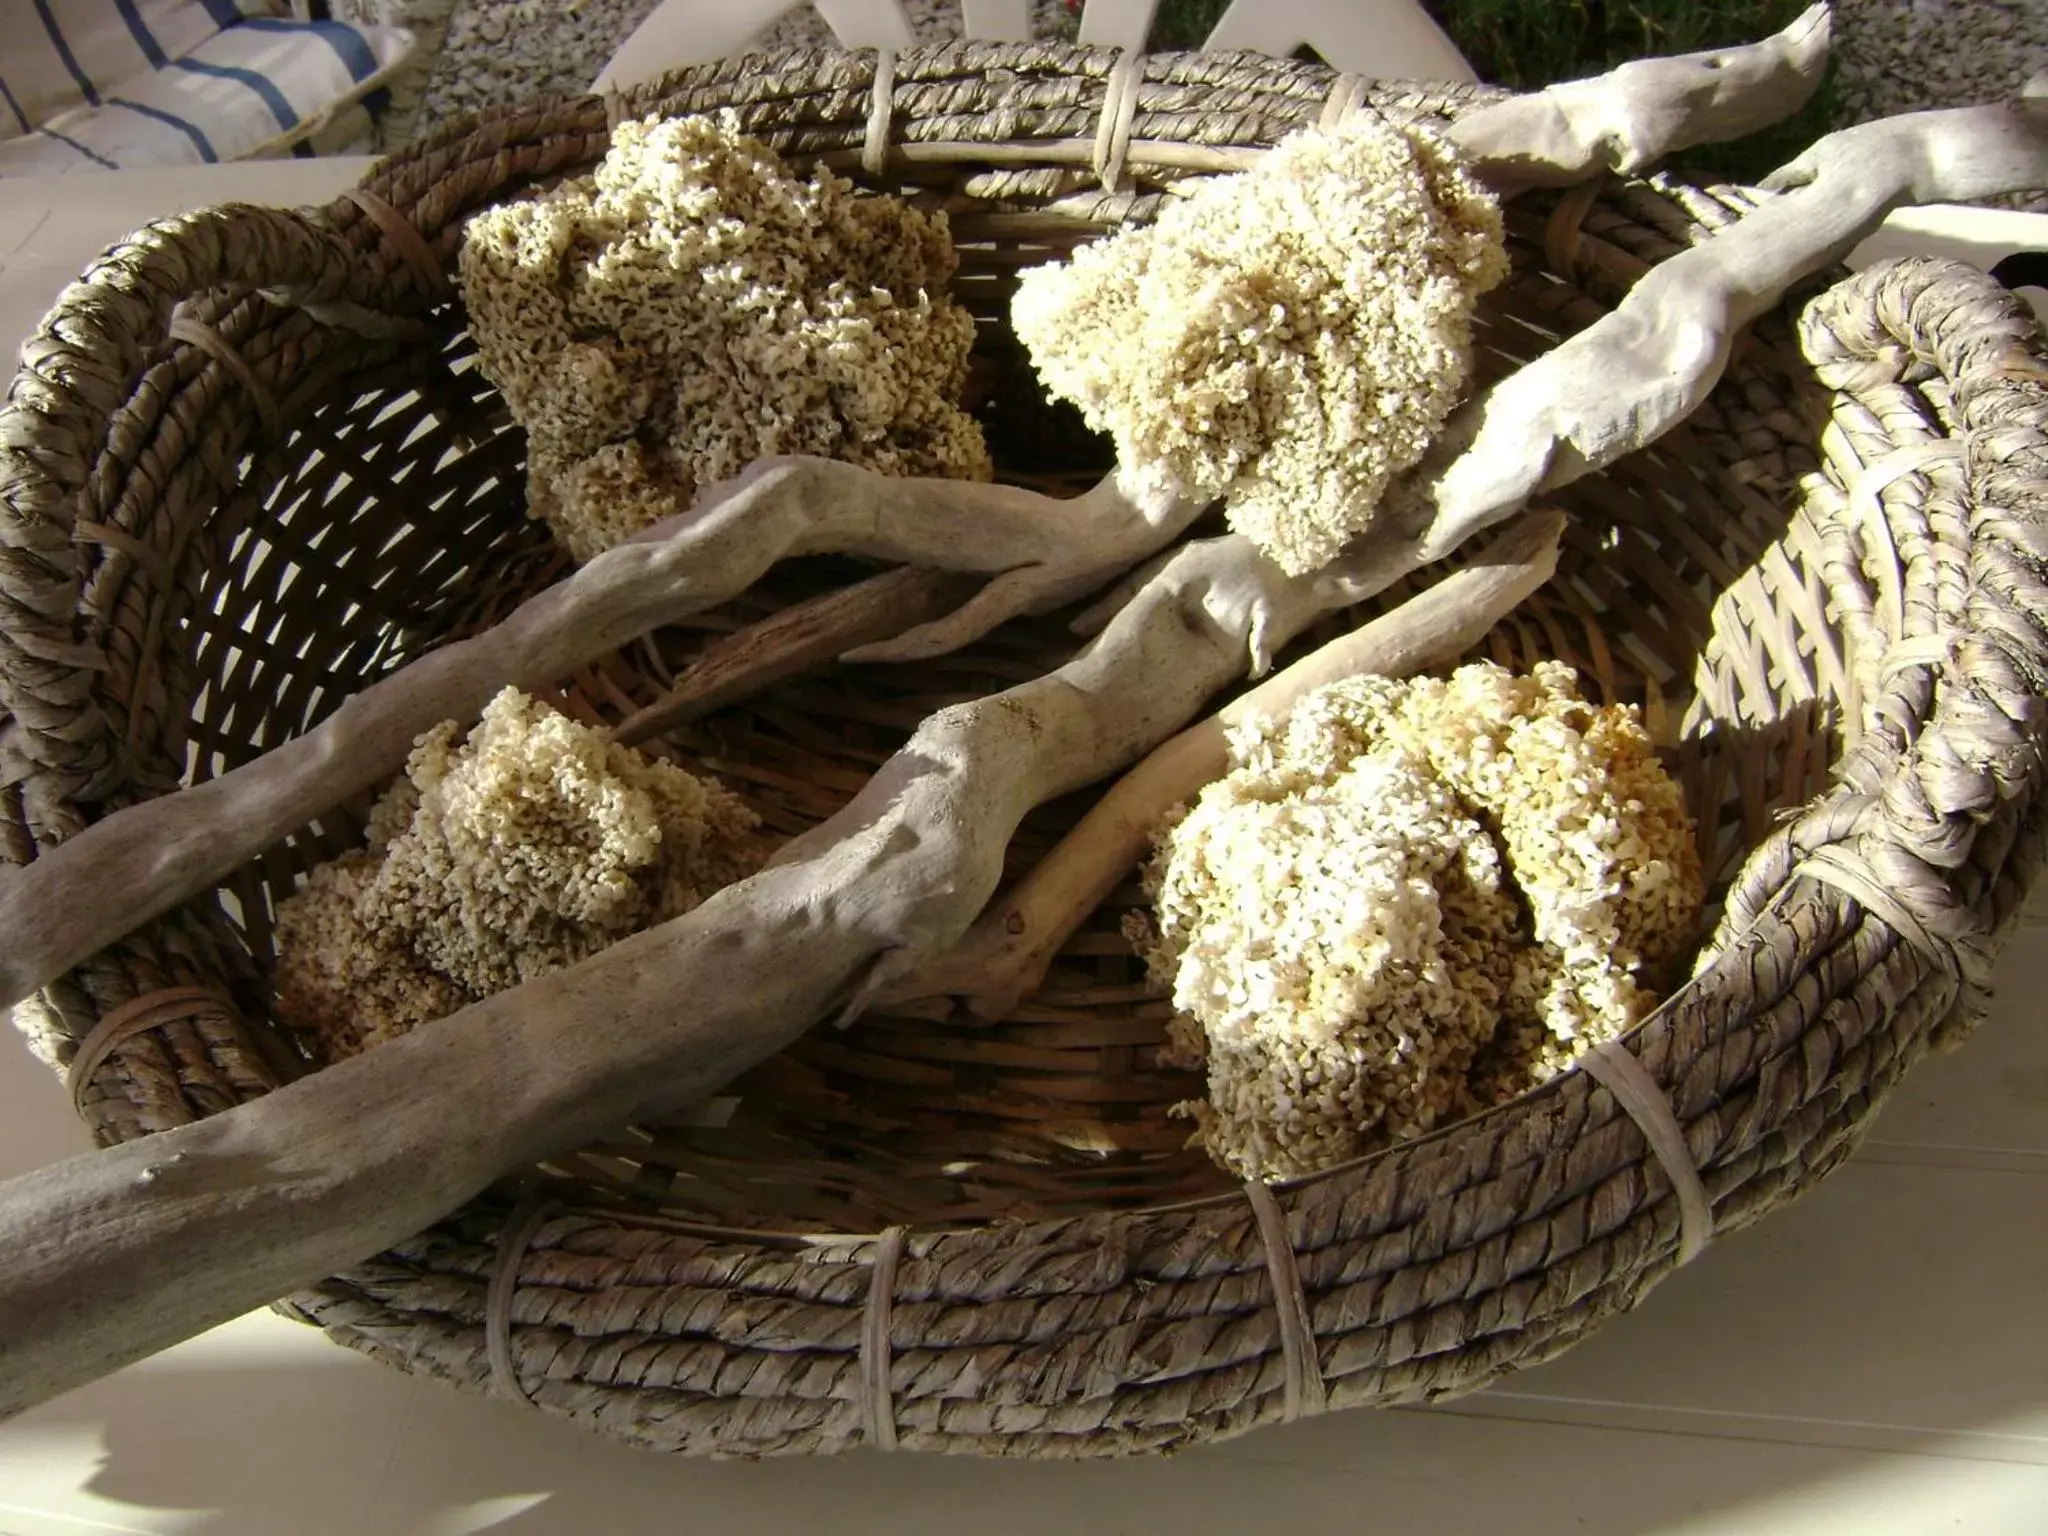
xmin=5 ymin=43 xmax=2046 ymax=1459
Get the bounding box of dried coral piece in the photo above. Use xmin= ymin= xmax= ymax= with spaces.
xmin=1011 ymin=114 xmax=1508 ymax=577
xmin=1146 ymin=735 xmax=1519 ymax=1179
xmin=1142 ymin=661 xmax=1702 ymax=1181
xmin=270 ymin=852 xmax=470 ymax=1062
xmin=459 ymin=114 xmax=991 ymax=561
xmin=274 ymin=688 xmax=759 ymax=1060
xmin=1397 ymin=663 xmax=1702 ymax=1051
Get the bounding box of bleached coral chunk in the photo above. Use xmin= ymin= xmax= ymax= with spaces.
xmin=273 ymin=688 xmax=759 ymax=1060
xmin=1012 ymin=116 xmax=1508 ymax=576
xmin=460 ymin=114 xmax=990 ymax=561
xmin=1141 ymin=662 xmax=1702 ymax=1181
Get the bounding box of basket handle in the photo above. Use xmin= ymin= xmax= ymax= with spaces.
xmin=0 ymin=197 xmax=411 ymax=792
xmin=11 ymin=201 xmax=397 ymax=423
xmin=1699 ymin=256 xmax=2048 ymax=1020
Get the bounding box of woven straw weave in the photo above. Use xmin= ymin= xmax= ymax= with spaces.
xmin=3 ymin=44 xmax=2046 ymax=1458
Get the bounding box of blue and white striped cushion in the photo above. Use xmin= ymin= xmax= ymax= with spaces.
xmin=0 ymin=0 xmax=270 ymax=139
xmin=0 ymin=16 xmax=411 ymax=175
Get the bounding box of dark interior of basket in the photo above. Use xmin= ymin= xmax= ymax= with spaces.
xmin=57 ymin=151 xmax=1860 ymax=1232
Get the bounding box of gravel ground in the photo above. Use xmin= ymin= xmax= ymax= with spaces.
xmin=754 ymin=0 xmax=1077 ymax=53
xmin=399 ymin=0 xmax=2044 ymax=203
xmin=335 ymin=0 xmax=656 ymax=140
xmin=418 ymin=0 xmax=659 ymax=130
xmin=1833 ymin=0 xmax=2043 ymax=121
xmin=1832 ymin=0 xmax=2047 ymax=208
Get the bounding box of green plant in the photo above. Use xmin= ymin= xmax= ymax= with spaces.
xmin=1147 ymin=0 xmax=1230 ymax=50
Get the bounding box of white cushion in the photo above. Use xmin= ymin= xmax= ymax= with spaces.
xmin=0 ymin=16 xmax=413 ymax=175
xmin=0 ymin=1 xmax=273 ymax=140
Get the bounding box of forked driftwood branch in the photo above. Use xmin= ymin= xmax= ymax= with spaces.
xmin=1448 ymin=2 xmax=1832 ymax=190
xmin=1408 ymin=77 xmax=2048 ymax=558
xmin=0 ymin=506 xmax=1399 ymax=1416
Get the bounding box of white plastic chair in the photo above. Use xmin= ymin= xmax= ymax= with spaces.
xmin=594 ymin=0 xmax=1477 ymax=94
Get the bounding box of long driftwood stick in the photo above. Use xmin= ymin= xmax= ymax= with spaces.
xmin=894 ymin=511 xmax=1565 ymax=1017
xmin=0 ymin=527 xmax=1360 ymax=1417
xmin=929 ymin=12 xmax=1832 ymax=193
xmin=1447 ymin=4 xmax=1831 ymax=191
xmin=608 ymin=566 xmax=981 ymax=746
xmin=0 ymin=459 xmax=1197 ymax=1012
xmin=1403 ymin=81 xmax=2048 ymax=568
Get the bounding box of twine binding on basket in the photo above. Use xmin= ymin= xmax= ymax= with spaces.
xmin=1543 ymin=180 xmax=1607 ymax=283
xmin=166 ymin=316 xmax=282 ymax=442
xmin=1842 ymin=443 xmax=1966 ymax=645
xmin=1794 ymin=844 xmax=1960 ymax=975
xmin=1846 ymin=442 xmax=1967 ymax=529
xmin=72 ymin=519 xmax=175 ymax=591
xmin=1242 ymin=1180 xmax=1329 ymax=1420
xmin=487 ymin=1195 xmax=559 ymax=1405
xmin=863 ymin=51 xmax=897 ymax=180
xmin=1318 ymin=73 xmax=1371 ymax=132
xmin=1880 ymin=629 xmax=1964 ymax=681
xmin=64 ymin=986 xmax=248 ymax=1120
xmin=1577 ymin=1040 xmax=1713 ymax=1266
xmin=861 ymin=1225 xmax=909 ymax=1450
xmin=341 ymin=188 xmax=452 ymax=303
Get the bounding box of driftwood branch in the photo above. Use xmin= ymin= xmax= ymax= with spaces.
xmin=0 ymin=528 xmax=1353 ymax=1417
xmin=893 ymin=511 xmax=1565 ymax=1017
xmin=1448 ymin=3 xmax=1833 ymax=191
xmin=1400 ymin=84 xmax=2048 ymax=569
xmin=0 ymin=460 xmax=1195 ymax=1012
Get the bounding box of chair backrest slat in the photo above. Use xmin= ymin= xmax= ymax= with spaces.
xmin=814 ymin=0 xmax=919 ymax=51
xmin=1203 ymin=0 xmax=1475 ymax=81
xmin=961 ymin=0 xmax=1034 ymax=43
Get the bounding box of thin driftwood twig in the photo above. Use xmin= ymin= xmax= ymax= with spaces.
xmin=892 ymin=511 xmax=1567 ymax=1017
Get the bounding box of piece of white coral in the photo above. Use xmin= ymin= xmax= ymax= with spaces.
xmin=273 ymin=687 xmax=759 ymax=1060
xmin=459 ymin=113 xmax=991 ymax=562
xmin=1141 ymin=661 xmax=1702 ymax=1182
xmin=1010 ymin=114 xmax=1508 ymax=577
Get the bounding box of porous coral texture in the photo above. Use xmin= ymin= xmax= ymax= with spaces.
xmin=1142 ymin=661 xmax=1702 ymax=1181
xmin=459 ymin=113 xmax=991 ymax=562
xmin=1011 ymin=114 xmax=1508 ymax=577
xmin=273 ymin=688 xmax=759 ymax=1060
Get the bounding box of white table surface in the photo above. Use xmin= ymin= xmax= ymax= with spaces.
xmin=0 ymin=162 xmax=379 ymax=379
xmin=0 ymin=163 xmax=2043 ymax=1536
